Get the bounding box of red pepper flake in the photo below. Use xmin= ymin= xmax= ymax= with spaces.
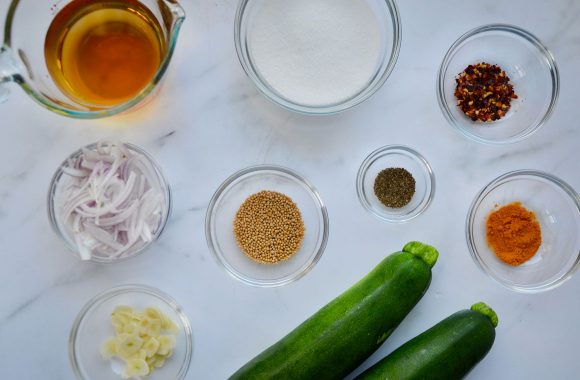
xmin=454 ymin=62 xmax=518 ymax=122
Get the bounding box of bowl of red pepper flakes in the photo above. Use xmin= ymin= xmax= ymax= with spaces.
xmin=437 ymin=24 xmax=559 ymax=145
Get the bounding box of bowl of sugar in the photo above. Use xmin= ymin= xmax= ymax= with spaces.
xmin=235 ymin=0 xmax=401 ymax=114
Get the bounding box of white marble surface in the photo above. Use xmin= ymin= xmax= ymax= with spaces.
xmin=0 ymin=0 xmax=579 ymax=379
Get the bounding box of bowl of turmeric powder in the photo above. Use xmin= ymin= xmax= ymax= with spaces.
xmin=466 ymin=170 xmax=579 ymax=292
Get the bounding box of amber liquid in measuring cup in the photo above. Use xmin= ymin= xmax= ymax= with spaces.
xmin=44 ymin=0 xmax=166 ymax=108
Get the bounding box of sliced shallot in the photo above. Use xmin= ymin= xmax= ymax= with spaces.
xmin=58 ymin=142 xmax=166 ymax=260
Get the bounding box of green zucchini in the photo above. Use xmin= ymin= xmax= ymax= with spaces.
xmin=229 ymin=241 xmax=439 ymax=380
xmin=356 ymin=302 xmax=498 ymax=380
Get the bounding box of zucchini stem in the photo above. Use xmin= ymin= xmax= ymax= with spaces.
xmin=471 ymin=302 xmax=499 ymax=328
xmin=402 ymin=241 xmax=439 ymax=268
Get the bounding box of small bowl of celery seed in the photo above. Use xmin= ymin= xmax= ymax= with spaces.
xmin=357 ymin=145 xmax=435 ymax=223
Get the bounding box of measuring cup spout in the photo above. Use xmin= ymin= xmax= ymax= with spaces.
xmin=0 ymin=46 xmax=18 ymax=103
xmin=163 ymin=0 xmax=186 ymax=20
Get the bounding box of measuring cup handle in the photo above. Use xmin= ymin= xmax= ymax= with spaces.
xmin=0 ymin=46 xmax=18 ymax=103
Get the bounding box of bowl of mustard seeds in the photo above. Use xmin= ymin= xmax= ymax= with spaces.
xmin=205 ymin=165 xmax=329 ymax=287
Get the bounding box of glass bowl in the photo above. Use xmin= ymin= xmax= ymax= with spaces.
xmin=69 ymin=285 xmax=193 ymax=380
xmin=234 ymin=0 xmax=401 ymax=114
xmin=205 ymin=165 xmax=329 ymax=287
xmin=357 ymin=145 xmax=435 ymax=222
xmin=437 ymin=24 xmax=559 ymax=144
xmin=466 ymin=170 xmax=580 ymax=292
xmin=47 ymin=142 xmax=172 ymax=263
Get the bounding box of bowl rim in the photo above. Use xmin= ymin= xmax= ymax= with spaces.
xmin=436 ymin=24 xmax=560 ymax=145
xmin=68 ymin=284 xmax=193 ymax=380
xmin=356 ymin=145 xmax=436 ymax=223
xmin=465 ymin=169 xmax=580 ymax=293
xmin=205 ymin=164 xmax=330 ymax=287
xmin=233 ymin=0 xmax=402 ymax=115
xmin=47 ymin=142 xmax=172 ymax=264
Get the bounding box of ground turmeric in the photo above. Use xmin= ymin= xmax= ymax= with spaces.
xmin=486 ymin=202 xmax=542 ymax=266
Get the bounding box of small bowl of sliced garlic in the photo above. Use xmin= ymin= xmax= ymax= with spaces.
xmin=48 ymin=141 xmax=171 ymax=263
xmin=69 ymin=284 xmax=193 ymax=380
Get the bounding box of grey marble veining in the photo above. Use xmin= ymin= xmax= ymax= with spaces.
xmin=0 ymin=0 xmax=579 ymax=379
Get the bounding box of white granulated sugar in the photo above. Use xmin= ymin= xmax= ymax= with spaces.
xmin=249 ymin=0 xmax=381 ymax=107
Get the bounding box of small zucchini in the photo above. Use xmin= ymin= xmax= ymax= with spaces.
xmin=356 ymin=302 xmax=498 ymax=380
xmin=229 ymin=242 xmax=439 ymax=380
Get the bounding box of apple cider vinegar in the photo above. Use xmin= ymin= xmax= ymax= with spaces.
xmin=45 ymin=0 xmax=166 ymax=108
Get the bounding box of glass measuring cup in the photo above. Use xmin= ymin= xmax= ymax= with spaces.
xmin=0 ymin=0 xmax=185 ymax=118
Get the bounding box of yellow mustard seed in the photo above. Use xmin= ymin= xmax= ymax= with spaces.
xmin=233 ymin=190 xmax=305 ymax=264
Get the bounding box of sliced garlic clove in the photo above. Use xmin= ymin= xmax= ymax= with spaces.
xmin=116 ymin=333 xmax=143 ymax=358
xmin=156 ymin=335 xmax=176 ymax=356
xmin=123 ymin=358 xmax=149 ymax=378
xmin=143 ymin=337 xmax=160 ymax=358
xmin=101 ymin=338 xmax=118 ymax=359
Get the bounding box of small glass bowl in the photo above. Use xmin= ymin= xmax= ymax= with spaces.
xmin=466 ymin=170 xmax=580 ymax=292
xmin=47 ymin=142 xmax=172 ymax=263
xmin=69 ymin=285 xmax=193 ymax=380
xmin=356 ymin=145 xmax=435 ymax=222
xmin=234 ymin=0 xmax=401 ymax=114
xmin=437 ymin=24 xmax=559 ymax=144
xmin=205 ymin=165 xmax=329 ymax=287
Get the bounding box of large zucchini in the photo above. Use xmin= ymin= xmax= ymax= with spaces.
xmin=229 ymin=241 xmax=439 ymax=380
xmin=356 ymin=302 xmax=498 ymax=380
